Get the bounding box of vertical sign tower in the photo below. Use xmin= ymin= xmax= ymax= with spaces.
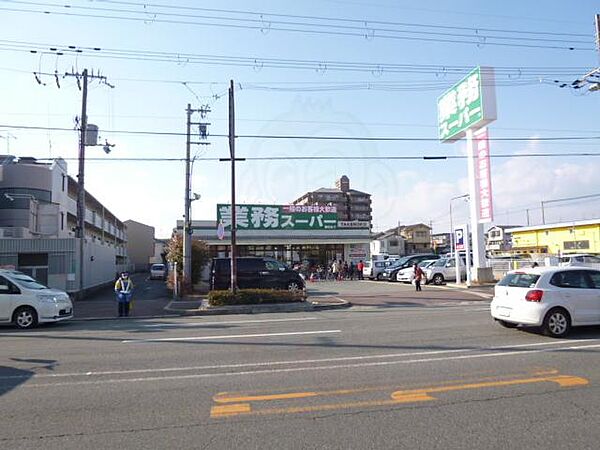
xmin=438 ymin=66 xmax=497 ymax=283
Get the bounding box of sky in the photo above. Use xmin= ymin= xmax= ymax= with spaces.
xmin=0 ymin=0 xmax=599 ymax=238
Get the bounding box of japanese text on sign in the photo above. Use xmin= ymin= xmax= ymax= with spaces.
xmin=217 ymin=204 xmax=338 ymax=230
xmin=438 ymin=67 xmax=496 ymax=142
xmin=474 ymin=128 xmax=493 ymax=223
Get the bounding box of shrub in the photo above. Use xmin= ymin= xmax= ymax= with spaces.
xmin=208 ymin=289 xmax=305 ymax=307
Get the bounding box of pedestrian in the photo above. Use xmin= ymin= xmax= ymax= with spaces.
xmin=331 ymin=260 xmax=339 ymax=281
xmin=342 ymin=261 xmax=349 ymax=280
xmin=357 ymin=260 xmax=364 ymax=280
xmin=413 ymin=263 xmax=424 ymax=292
xmin=114 ymin=271 xmax=134 ymax=317
xmin=349 ymin=261 xmax=356 ymax=280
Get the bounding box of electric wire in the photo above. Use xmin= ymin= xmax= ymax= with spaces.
xmin=0 ymin=2 xmax=594 ymax=51
xmin=2 ymin=124 xmax=600 ymax=141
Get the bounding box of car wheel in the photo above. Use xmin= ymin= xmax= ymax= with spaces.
xmin=287 ymin=281 xmax=302 ymax=293
xmin=432 ymin=274 xmax=445 ymax=285
xmin=376 ymin=274 xmax=382 ymax=281
xmin=496 ymin=319 xmax=518 ymax=329
xmin=13 ymin=306 xmax=38 ymax=330
xmin=543 ymin=308 xmax=571 ymax=338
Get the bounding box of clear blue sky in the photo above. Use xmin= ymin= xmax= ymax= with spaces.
xmin=1 ymin=0 xmax=599 ymax=237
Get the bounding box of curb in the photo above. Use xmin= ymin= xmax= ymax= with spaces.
xmin=164 ymin=298 xmax=352 ymax=316
xmin=71 ymin=313 xmax=182 ymax=322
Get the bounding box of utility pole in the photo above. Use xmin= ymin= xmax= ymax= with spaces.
xmin=183 ymin=104 xmax=192 ymax=294
xmin=77 ymin=69 xmax=88 ymax=295
xmin=62 ymin=69 xmax=114 ymax=296
xmin=182 ymin=104 xmax=211 ymax=293
xmin=229 ymin=80 xmax=237 ymax=295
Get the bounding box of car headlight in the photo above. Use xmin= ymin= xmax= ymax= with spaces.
xmin=38 ymin=294 xmax=59 ymax=303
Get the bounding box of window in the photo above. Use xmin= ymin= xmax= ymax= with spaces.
xmin=60 ymin=212 xmax=64 ymax=230
xmin=549 ymin=270 xmax=593 ymax=289
xmin=498 ymin=273 xmax=540 ymax=288
xmin=587 ymin=271 xmax=600 ymax=289
xmin=0 ymin=275 xmax=19 ymax=294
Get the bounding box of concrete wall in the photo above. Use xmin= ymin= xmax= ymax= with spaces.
xmin=124 ymin=220 xmax=155 ymax=271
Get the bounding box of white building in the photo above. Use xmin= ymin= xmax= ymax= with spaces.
xmin=0 ymin=155 xmax=128 ymax=296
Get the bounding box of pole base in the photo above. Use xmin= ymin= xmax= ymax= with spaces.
xmin=471 ymin=267 xmax=495 ymax=284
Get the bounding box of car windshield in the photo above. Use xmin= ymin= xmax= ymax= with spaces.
xmin=497 ymin=272 xmax=540 ymax=288
xmin=8 ymin=272 xmax=49 ymax=290
xmin=432 ymin=259 xmax=449 ymax=267
xmin=388 ymin=257 xmax=411 ymax=269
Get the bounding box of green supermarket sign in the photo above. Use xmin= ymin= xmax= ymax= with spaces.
xmin=217 ymin=204 xmax=338 ymax=230
xmin=438 ymin=66 xmax=497 ymax=142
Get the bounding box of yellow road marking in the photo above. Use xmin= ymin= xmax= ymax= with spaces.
xmin=390 ymin=374 xmax=588 ymax=400
xmin=214 ymin=391 xmax=320 ymax=403
xmin=210 ymin=373 xmax=589 ymax=419
xmin=210 ymin=403 xmax=251 ymax=418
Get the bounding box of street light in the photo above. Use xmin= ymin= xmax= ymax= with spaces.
xmin=449 ymin=194 xmax=470 ymax=258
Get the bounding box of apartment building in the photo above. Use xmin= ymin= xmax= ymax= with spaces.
xmin=292 ymin=175 xmax=372 ymax=226
xmin=0 ymin=155 xmax=128 ymax=295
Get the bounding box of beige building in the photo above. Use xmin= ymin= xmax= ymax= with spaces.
xmin=399 ymin=224 xmax=432 ymax=254
xmin=124 ymin=220 xmax=155 ymax=271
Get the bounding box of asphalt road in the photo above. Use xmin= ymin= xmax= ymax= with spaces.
xmin=2 ymin=297 xmax=600 ymax=449
xmin=74 ymin=274 xmax=174 ymax=319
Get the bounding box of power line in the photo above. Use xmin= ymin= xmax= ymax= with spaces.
xmin=2 ymin=124 xmax=600 ymax=141
xmin=90 ymin=0 xmax=591 ymax=38
xmin=27 ymin=152 xmax=600 ymax=162
xmin=1 ymin=40 xmax=591 ymax=75
xmin=4 ymin=0 xmax=592 ymax=44
xmin=0 ymin=3 xmax=594 ymax=51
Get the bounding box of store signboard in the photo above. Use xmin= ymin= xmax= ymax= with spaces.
xmin=217 ymin=204 xmax=338 ymax=230
xmin=438 ymin=66 xmax=497 ymax=142
xmin=338 ymin=221 xmax=370 ymax=229
xmin=474 ymin=127 xmax=493 ymax=223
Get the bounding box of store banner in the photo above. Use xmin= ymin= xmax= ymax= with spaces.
xmin=217 ymin=204 xmax=338 ymax=230
xmin=474 ymin=128 xmax=493 ymax=223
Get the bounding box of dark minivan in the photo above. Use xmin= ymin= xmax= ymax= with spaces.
xmin=209 ymin=257 xmax=305 ymax=292
xmin=381 ymin=253 xmax=441 ymax=282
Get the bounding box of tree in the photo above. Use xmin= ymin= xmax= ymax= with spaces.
xmin=165 ymin=234 xmax=210 ymax=285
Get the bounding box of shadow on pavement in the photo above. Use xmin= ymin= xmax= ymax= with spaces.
xmin=0 ymin=359 xmax=59 ymax=397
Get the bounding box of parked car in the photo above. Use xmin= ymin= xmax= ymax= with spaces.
xmin=363 ymin=259 xmax=393 ymax=280
xmin=424 ymin=257 xmax=467 ymax=285
xmin=396 ymin=259 xmax=437 ymax=283
xmin=0 ymin=269 xmax=73 ymax=329
xmin=150 ymin=263 xmax=167 ymax=280
xmin=559 ymin=254 xmax=600 ymax=268
xmin=209 ymin=257 xmax=305 ymax=292
xmin=381 ymin=254 xmax=440 ymax=282
xmin=490 ymin=267 xmax=600 ymax=337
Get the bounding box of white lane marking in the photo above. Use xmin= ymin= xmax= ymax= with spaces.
xmin=3 ymin=338 xmax=596 ymax=381
xmin=122 ymin=329 xmax=342 ymax=343
xmin=142 ymin=317 xmax=319 ymax=328
xmin=21 ymin=343 xmax=600 ymax=389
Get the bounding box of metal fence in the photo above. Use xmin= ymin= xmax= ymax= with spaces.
xmin=488 ymin=259 xmax=600 ymax=280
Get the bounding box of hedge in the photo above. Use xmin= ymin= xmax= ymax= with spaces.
xmin=207 ymin=289 xmax=306 ymax=306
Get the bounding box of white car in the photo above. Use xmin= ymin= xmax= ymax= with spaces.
xmin=150 ymin=263 xmax=167 ymax=280
xmin=0 ymin=269 xmax=73 ymax=329
xmin=396 ymin=259 xmax=437 ymax=283
xmin=490 ymin=267 xmax=600 ymax=337
xmin=424 ymin=257 xmax=467 ymax=285
xmin=558 ymin=254 xmax=600 ymax=268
